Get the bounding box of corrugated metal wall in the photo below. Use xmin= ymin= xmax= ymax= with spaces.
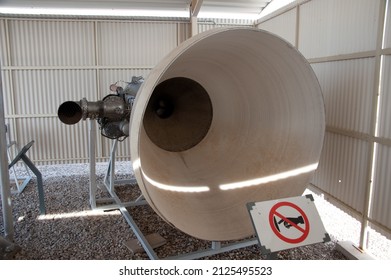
xmin=0 ymin=17 xmax=250 ymax=165
xmin=255 ymin=8 xmax=296 ymax=46
xmin=257 ymin=0 xmax=391 ymax=248
xmin=299 ymin=0 xmax=379 ymax=58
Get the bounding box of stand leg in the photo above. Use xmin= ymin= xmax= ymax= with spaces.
xmin=20 ymin=154 xmax=46 ymax=215
xmin=89 ymin=120 xmax=97 ymax=209
xmin=0 ymin=74 xmax=14 ymax=240
xmin=267 ymin=252 xmax=278 ymax=260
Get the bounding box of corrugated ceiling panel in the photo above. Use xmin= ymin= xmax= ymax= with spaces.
xmin=201 ymin=0 xmax=271 ymax=15
xmin=371 ymin=144 xmax=391 ymax=230
xmin=98 ymin=22 xmax=177 ymax=67
xmin=258 ymin=8 xmax=296 ymax=47
xmin=0 ymin=19 xmax=8 ymax=66
xmin=299 ymin=0 xmax=380 ymax=59
xmin=259 ymin=0 xmax=296 ymax=18
xmin=8 ymin=20 xmax=95 ymax=66
xmin=377 ymin=55 xmax=391 ymax=138
xmin=198 ymin=18 xmax=253 ymax=33
xmin=384 ymin=0 xmax=391 ymax=48
xmin=311 ymin=58 xmax=375 ymax=134
xmin=0 ymin=0 xmax=191 ymax=11
xmin=204 ymin=18 xmax=254 ymax=25
xmin=311 ymin=132 xmax=369 ymax=213
xmin=12 ymin=70 xmax=97 ymax=116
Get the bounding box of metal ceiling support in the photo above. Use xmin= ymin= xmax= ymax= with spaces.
xmin=190 ymin=0 xmax=203 ymax=17
xmin=0 ymin=64 xmax=14 ymax=241
xmin=190 ymin=16 xmax=198 ymax=37
xmin=190 ymin=0 xmax=203 ymax=37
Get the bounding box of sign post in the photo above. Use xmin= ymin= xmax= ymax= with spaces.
xmin=247 ymin=194 xmax=330 ymax=256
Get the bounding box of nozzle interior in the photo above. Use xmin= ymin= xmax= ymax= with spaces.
xmin=143 ymin=77 xmax=213 ymax=152
xmin=58 ymin=101 xmax=83 ymax=125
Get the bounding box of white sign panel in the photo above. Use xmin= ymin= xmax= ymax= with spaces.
xmin=247 ymin=194 xmax=330 ymax=254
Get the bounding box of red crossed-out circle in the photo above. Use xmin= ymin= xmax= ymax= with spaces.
xmin=268 ymin=201 xmax=310 ymax=244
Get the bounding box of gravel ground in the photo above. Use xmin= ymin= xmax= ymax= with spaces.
xmin=1 ymin=161 xmax=390 ymax=260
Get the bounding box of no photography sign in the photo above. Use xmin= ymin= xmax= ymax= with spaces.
xmin=247 ymin=194 xmax=330 ymax=254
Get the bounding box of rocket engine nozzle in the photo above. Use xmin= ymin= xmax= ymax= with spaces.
xmin=57 ymin=101 xmax=83 ymax=125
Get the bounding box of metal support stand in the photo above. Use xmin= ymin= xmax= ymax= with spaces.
xmin=267 ymin=252 xmax=278 ymax=260
xmin=1 ymin=66 xmax=14 ymax=241
xmin=165 ymin=239 xmax=259 ymax=260
xmin=88 ymin=120 xmax=146 ymax=210
xmin=103 ymin=140 xmax=138 ymax=195
xmin=88 ymin=123 xmax=259 ymax=259
xmin=6 ymin=124 xmax=33 ymax=194
xmin=0 ymin=235 xmax=21 ymax=260
xmin=8 ymin=141 xmax=45 ymax=215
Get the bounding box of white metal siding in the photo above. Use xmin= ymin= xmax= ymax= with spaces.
xmin=98 ymin=21 xmax=178 ymax=67
xmin=371 ymin=144 xmax=391 ymax=230
xmin=12 ymin=69 xmax=97 ymax=116
xmin=385 ymin=0 xmax=391 ymax=48
xmin=377 ymin=55 xmax=391 ymax=139
xmin=311 ymin=58 xmax=376 ymax=134
xmin=258 ymin=8 xmax=296 ymax=47
xmin=177 ymin=22 xmax=191 ymax=44
xmin=299 ymin=0 xmax=380 ymax=59
xmin=14 ymin=117 xmax=91 ymax=165
xmin=0 ymin=19 xmax=8 ymax=66
xmin=9 ymin=69 xmax=98 ymax=162
xmin=312 ymin=132 xmax=369 ymax=213
xmin=370 ymin=54 xmax=391 ymax=231
xmin=8 ymin=20 xmax=96 ymax=67
xmin=0 ymin=71 xmax=11 ymax=116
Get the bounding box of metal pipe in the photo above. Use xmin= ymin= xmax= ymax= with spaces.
xmin=0 ymin=64 xmax=14 ymax=241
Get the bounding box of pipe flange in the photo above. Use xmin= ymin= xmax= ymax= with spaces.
xmin=80 ymin=98 xmax=89 ymax=120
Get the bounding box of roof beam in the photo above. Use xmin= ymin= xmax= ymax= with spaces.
xmin=190 ymin=0 xmax=203 ymax=37
xmin=190 ymin=0 xmax=203 ymax=17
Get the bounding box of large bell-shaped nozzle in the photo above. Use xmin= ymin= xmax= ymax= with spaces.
xmin=130 ymin=27 xmax=325 ymax=241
